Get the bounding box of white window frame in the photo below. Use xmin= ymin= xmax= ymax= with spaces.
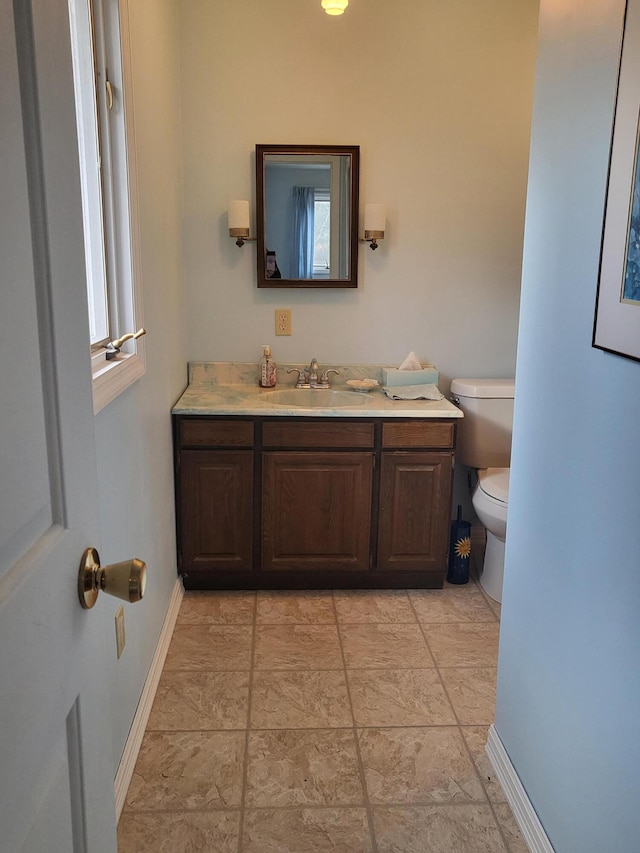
xmin=69 ymin=0 xmax=145 ymax=415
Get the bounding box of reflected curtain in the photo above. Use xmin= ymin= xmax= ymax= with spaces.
xmin=291 ymin=186 xmax=315 ymax=278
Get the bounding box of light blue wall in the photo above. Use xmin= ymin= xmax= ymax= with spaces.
xmin=178 ymin=0 xmax=539 ymax=377
xmin=93 ymin=0 xmax=187 ymax=777
xmin=495 ymin=1 xmax=640 ymax=849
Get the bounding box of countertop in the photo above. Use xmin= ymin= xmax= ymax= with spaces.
xmin=173 ymin=362 xmax=463 ymax=419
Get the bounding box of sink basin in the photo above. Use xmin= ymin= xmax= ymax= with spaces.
xmin=266 ymin=388 xmax=366 ymax=408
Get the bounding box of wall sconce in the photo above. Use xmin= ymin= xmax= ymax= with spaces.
xmin=321 ymin=0 xmax=348 ymax=14
xmin=362 ymin=203 xmax=386 ymax=250
xmin=78 ymin=547 xmax=147 ymax=609
xmin=228 ymin=199 xmax=256 ymax=247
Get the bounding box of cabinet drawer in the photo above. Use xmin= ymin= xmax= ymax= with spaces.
xmin=179 ymin=418 xmax=254 ymax=447
xmin=263 ymin=420 xmax=374 ymax=449
xmin=382 ymin=420 xmax=454 ymax=449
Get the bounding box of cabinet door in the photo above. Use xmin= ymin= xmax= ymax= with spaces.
xmin=378 ymin=452 xmax=453 ymax=572
xmin=262 ymin=452 xmax=373 ymax=572
xmin=180 ymin=449 xmax=253 ymax=574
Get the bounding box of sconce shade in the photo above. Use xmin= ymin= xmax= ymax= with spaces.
xmin=228 ymin=199 xmax=250 ymax=236
xmin=322 ymin=0 xmax=348 ymax=15
xmin=364 ymin=203 xmax=386 ymax=234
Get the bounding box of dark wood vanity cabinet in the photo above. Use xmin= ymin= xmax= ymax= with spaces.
xmin=176 ymin=419 xmax=254 ymax=578
xmin=377 ymin=421 xmax=455 ymax=573
xmin=262 ymin=452 xmax=373 ymax=572
xmin=174 ymin=415 xmax=455 ymax=589
xmin=261 ymin=420 xmax=375 ymax=574
xmin=180 ymin=450 xmax=253 ymax=572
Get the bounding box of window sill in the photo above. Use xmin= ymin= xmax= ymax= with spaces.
xmin=92 ymin=347 xmax=146 ymax=415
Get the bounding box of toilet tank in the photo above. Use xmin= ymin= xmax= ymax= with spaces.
xmin=450 ymin=378 xmax=515 ymax=469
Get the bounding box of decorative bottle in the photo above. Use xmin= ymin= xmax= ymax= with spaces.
xmin=259 ymin=345 xmax=276 ymax=388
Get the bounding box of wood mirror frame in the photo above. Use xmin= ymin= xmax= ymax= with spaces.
xmin=256 ymin=144 xmax=360 ymax=288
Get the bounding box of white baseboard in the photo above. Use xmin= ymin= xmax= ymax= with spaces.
xmin=114 ymin=577 xmax=184 ymax=818
xmin=486 ymin=725 xmax=555 ymax=853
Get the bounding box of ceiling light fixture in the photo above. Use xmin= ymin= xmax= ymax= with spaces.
xmin=321 ymin=0 xmax=348 ymax=16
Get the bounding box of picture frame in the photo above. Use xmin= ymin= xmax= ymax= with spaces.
xmin=593 ymin=0 xmax=640 ymax=361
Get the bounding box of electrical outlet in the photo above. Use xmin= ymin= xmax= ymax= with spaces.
xmin=115 ymin=606 xmax=126 ymax=659
xmin=275 ymin=308 xmax=292 ymax=336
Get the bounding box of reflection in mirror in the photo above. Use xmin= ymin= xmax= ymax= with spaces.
xmin=256 ymin=145 xmax=359 ymax=288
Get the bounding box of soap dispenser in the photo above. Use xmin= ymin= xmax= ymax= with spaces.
xmin=259 ymin=345 xmax=276 ymax=388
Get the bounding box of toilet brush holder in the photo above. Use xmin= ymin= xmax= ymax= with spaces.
xmin=447 ymin=505 xmax=471 ymax=584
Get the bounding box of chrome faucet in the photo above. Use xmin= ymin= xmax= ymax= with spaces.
xmin=308 ymin=357 xmax=319 ymax=384
xmin=286 ymin=358 xmax=340 ymax=389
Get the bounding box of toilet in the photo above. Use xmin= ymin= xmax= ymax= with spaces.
xmin=449 ymin=379 xmax=515 ymax=603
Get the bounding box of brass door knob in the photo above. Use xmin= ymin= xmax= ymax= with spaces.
xmin=78 ymin=547 xmax=147 ymax=609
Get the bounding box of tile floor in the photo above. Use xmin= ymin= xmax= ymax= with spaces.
xmin=118 ymin=578 xmax=527 ymax=852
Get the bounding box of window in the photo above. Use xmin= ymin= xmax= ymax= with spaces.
xmin=68 ymin=0 xmax=145 ymax=413
xmin=313 ymin=189 xmax=331 ymax=278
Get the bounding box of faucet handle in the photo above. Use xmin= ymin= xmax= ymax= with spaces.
xmin=319 ymin=368 xmax=340 ymax=387
xmin=287 ymin=368 xmax=309 ymax=388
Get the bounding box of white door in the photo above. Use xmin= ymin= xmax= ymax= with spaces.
xmin=1 ymin=2 xmax=117 ymax=850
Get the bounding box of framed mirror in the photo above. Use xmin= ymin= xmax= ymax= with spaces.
xmin=256 ymin=144 xmax=360 ymax=288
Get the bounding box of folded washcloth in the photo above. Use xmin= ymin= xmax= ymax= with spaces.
xmin=383 ymin=383 xmax=444 ymax=401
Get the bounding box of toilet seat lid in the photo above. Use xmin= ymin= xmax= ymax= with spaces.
xmin=478 ymin=467 xmax=510 ymax=503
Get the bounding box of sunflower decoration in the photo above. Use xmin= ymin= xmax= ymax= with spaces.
xmin=454 ymin=536 xmax=471 ymax=559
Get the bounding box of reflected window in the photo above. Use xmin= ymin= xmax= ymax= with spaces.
xmin=313 ymin=190 xmax=331 ymax=277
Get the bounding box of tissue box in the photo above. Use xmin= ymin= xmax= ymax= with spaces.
xmin=382 ymin=366 xmax=439 ymax=387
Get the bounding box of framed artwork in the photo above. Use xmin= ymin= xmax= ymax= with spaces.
xmin=593 ymin=0 xmax=640 ymax=361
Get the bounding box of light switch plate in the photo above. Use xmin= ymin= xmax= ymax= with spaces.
xmin=115 ymin=605 xmax=125 ymax=659
xmin=275 ymin=308 xmax=292 ymax=336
